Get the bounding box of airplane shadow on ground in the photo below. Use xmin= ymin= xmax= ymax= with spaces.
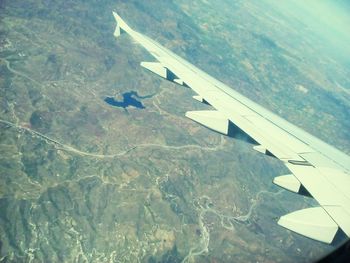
xmin=104 ymin=91 xmax=155 ymax=111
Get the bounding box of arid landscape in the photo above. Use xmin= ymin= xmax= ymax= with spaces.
xmin=1 ymin=0 xmax=349 ymax=262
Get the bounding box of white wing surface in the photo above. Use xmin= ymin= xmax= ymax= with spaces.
xmin=112 ymin=12 xmax=350 ymax=244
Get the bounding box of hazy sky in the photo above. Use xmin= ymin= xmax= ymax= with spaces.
xmin=265 ymin=0 xmax=350 ymax=59
xmin=292 ymin=0 xmax=350 ymax=40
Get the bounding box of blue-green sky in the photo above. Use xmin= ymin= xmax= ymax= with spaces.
xmin=265 ymin=0 xmax=350 ymax=60
xmin=293 ymin=0 xmax=349 ymax=39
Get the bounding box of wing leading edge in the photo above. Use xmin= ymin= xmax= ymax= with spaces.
xmin=112 ymin=12 xmax=350 ymax=244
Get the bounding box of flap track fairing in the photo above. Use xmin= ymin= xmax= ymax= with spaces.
xmin=278 ymin=207 xmax=338 ymax=244
xmin=141 ymin=62 xmax=185 ymax=85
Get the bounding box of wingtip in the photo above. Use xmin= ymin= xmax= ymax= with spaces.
xmin=112 ymin=11 xmax=131 ymax=32
xmin=112 ymin=11 xmax=120 ymax=21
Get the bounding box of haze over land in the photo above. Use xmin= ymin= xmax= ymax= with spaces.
xmin=0 ymin=0 xmax=349 ymax=262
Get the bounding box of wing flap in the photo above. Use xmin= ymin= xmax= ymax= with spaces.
xmin=278 ymin=207 xmax=338 ymax=244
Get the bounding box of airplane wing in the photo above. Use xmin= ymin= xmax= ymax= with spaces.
xmin=112 ymin=12 xmax=350 ymax=244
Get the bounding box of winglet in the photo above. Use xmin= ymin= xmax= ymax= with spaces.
xmin=112 ymin=11 xmax=132 ymax=37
